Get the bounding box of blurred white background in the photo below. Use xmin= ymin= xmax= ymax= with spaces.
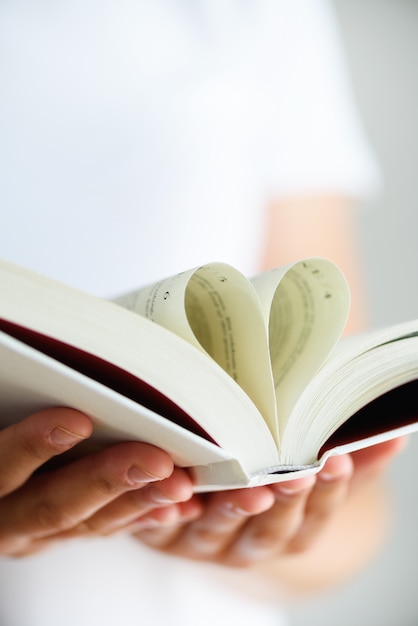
xmin=289 ymin=1 xmax=418 ymax=624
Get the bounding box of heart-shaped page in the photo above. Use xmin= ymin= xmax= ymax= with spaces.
xmin=116 ymin=259 xmax=349 ymax=445
xmin=117 ymin=263 xmax=278 ymax=439
xmin=252 ymin=258 xmax=350 ymax=435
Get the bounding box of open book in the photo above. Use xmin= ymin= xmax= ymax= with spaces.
xmin=1 ymin=258 xmax=418 ymax=491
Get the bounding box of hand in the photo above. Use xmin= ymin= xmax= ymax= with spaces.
xmin=134 ymin=438 xmax=407 ymax=572
xmin=0 ymin=408 xmax=195 ymax=557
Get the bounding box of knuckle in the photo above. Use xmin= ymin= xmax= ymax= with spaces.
xmin=10 ymin=542 xmax=45 ymax=558
xmin=0 ymin=530 xmax=53 ymax=558
xmin=15 ymin=427 xmax=49 ymax=462
xmin=183 ymin=524 xmax=226 ymax=556
xmin=35 ymin=499 xmax=77 ymax=533
xmin=287 ymin=523 xmax=323 ymax=554
xmin=0 ymin=475 xmax=13 ymax=497
xmin=246 ymin=514 xmax=304 ymax=552
xmin=190 ymin=525 xmax=219 ymax=543
xmin=286 ymin=535 xmax=312 ymax=554
xmin=94 ymin=475 xmax=124 ymax=497
xmin=71 ymin=520 xmax=99 ymax=536
xmin=306 ymin=499 xmax=341 ymax=521
xmin=248 ymin=527 xmax=282 ymax=549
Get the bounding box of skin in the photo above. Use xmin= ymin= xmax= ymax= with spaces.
xmin=0 ymin=408 xmax=194 ymax=557
xmin=0 ymin=406 xmax=406 ymax=600
xmin=260 ymin=195 xmax=370 ymax=334
xmin=0 ymin=196 xmax=407 ymax=601
xmin=132 ymin=195 xmax=407 ymax=597
xmin=134 ymin=438 xmax=406 ymax=599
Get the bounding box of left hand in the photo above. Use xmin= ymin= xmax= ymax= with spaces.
xmin=133 ymin=438 xmax=407 ymax=568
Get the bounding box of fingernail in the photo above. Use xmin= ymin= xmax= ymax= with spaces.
xmin=127 ymin=466 xmax=162 ymax=485
xmin=220 ymin=502 xmax=252 ymax=518
xmin=273 ymin=475 xmax=316 ymax=499
xmin=131 ymin=517 xmax=165 ymax=531
xmin=147 ymin=486 xmax=174 ymax=504
xmin=319 ymin=456 xmax=353 ymax=482
xmin=49 ymin=427 xmax=86 ymax=447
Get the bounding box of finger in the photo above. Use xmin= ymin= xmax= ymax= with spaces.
xmin=0 ymin=441 xmax=174 ymax=553
xmin=60 ymin=468 xmax=195 ymax=537
xmin=10 ymin=502 xmax=201 ymax=559
xmin=224 ymin=476 xmax=317 ymax=566
xmin=351 ymin=437 xmax=409 ymax=480
xmin=0 ymin=408 xmax=93 ymax=497
xmin=165 ymin=487 xmax=276 ymax=560
xmin=132 ymin=498 xmax=203 ymax=547
xmin=284 ymin=454 xmax=354 ymax=554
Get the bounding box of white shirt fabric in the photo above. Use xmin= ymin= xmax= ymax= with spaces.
xmin=0 ymin=1 xmax=378 ymax=625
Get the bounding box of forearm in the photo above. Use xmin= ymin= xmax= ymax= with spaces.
xmin=259 ymin=194 xmax=369 ymax=335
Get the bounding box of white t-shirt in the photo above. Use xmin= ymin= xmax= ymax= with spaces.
xmin=0 ymin=1 xmax=378 ymax=625
xmin=0 ymin=0 xmax=377 ymax=294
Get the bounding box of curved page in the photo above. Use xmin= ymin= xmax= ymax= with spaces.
xmin=116 ymin=263 xmax=278 ymax=440
xmin=251 ymin=258 xmax=350 ymax=432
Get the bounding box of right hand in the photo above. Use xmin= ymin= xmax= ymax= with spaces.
xmin=0 ymin=407 xmax=198 ymax=557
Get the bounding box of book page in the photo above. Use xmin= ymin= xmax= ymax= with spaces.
xmin=116 ymin=263 xmax=279 ymax=441
xmin=284 ymin=334 xmax=418 ymax=464
xmin=252 ymin=258 xmax=350 ymax=433
xmin=0 ymin=259 xmax=281 ymax=471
